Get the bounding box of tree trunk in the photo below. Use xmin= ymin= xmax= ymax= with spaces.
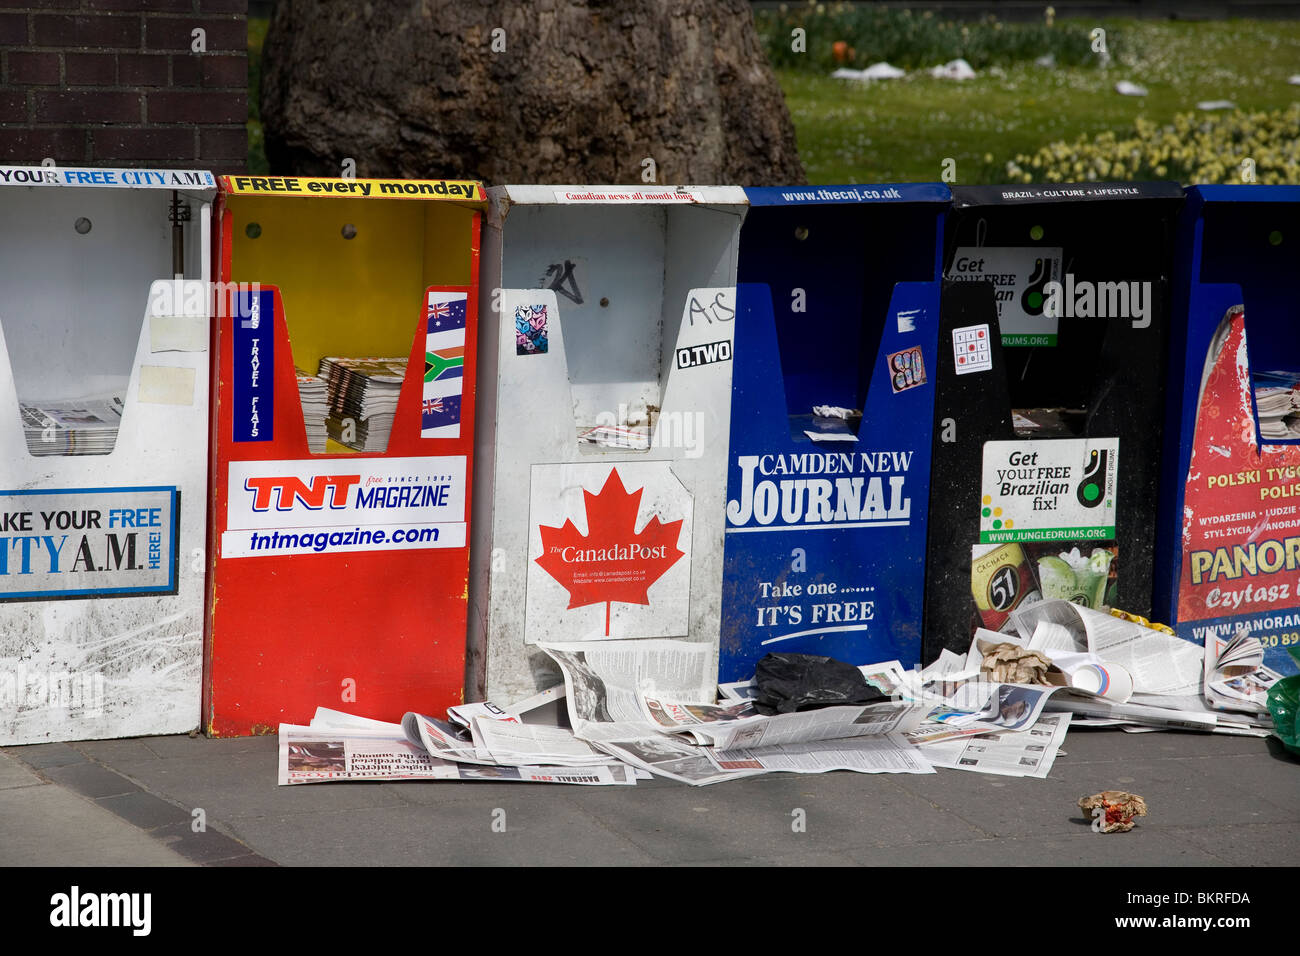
xmin=261 ymin=0 xmax=805 ymax=186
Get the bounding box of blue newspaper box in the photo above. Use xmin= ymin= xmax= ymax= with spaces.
xmin=1156 ymin=185 xmax=1300 ymax=677
xmin=719 ymin=184 xmax=949 ymax=681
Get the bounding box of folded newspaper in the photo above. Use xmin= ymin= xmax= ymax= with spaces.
xmin=295 ymin=369 xmax=328 ymax=454
xmin=318 ymin=356 xmax=405 ymax=452
xmin=278 ymin=708 xmax=641 ymax=786
xmin=1202 ymin=630 xmax=1282 ymax=715
xmin=994 ymin=600 xmax=1273 ymax=735
xmin=20 ymin=392 xmax=124 ymax=456
xmin=539 ymin=640 xmax=935 ymax=785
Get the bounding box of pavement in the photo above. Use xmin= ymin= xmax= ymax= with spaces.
xmin=2 ymin=724 xmax=1297 ymax=867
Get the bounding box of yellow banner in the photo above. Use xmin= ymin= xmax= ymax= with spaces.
xmin=222 ymin=176 xmax=483 ymax=201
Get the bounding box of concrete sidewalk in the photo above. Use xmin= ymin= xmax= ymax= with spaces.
xmin=2 ymin=727 xmax=1296 ymax=867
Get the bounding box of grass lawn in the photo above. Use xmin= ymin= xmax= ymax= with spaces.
xmin=780 ymin=18 xmax=1300 ymax=184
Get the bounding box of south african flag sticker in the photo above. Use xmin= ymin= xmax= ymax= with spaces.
xmin=423 ymin=291 xmax=467 ymax=438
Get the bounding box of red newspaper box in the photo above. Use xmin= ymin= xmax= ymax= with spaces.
xmin=206 ymin=175 xmax=485 ymax=736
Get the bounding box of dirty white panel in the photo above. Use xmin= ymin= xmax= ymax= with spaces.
xmin=501 ymin=203 xmax=667 ymax=424
xmin=0 ymin=176 xmax=212 ymax=745
xmin=0 ymin=188 xmax=182 ymax=402
xmin=472 ymin=185 xmax=745 ymax=705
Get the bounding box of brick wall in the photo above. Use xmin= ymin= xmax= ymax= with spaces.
xmin=0 ymin=0 xmax=247 ymax=171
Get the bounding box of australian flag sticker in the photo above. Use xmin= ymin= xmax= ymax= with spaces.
xmin=423 ymin=291 xmax=466 ymax=438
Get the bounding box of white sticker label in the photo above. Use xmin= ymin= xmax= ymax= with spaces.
xmin=552 ymin=189 xmax=704 ymax=204
xmin=952 ymin=324 xmax=993 ymax=375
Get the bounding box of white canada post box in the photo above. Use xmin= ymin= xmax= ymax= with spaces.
xmin=468 ymin=185 xmax=748 ymax=704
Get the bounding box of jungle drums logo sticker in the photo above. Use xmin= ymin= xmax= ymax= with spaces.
xmin=1021 ymin=257 xmax=1051 ymax=316
xmin=1076 ymin=448 xmax=1109 ymax=508
xmin=534 ymin=468 xmax=685 ymax=636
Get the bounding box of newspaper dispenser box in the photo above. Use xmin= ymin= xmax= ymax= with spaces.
xmin=1155 ymin=185 xmax=1300 ymax=676
xmin=718 ymin=184 xmax=948 ymax=682
xmin=925 ymin=182 xmax=1183 ymax=662
xmin=468 ymin=185 xmax=748 ymax=703
xmin=207 ymin=175 xmax=486 ymax=736
xmin=0 ymin=165 xmax=216 ymax=746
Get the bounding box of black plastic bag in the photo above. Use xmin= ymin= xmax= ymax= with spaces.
xmin=752 ymin=652 xmax=887 ymax=716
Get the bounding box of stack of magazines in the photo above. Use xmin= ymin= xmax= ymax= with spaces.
xmin=318 ymin=356 xmax=405 ymax=452
xmin=20 ymin=393 xmax=124 ymax=456
xmin=295 ymin=370 xmax=328 ymax=454
xmin=1254 ymin=370 xmax=1300 ymax=440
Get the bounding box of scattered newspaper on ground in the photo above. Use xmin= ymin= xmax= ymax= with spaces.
xmin=1010 ymin=600 xmax=1202 ymax=696
xmin=280 ymin=614 xmax=1278 ymax=790
xmin=1203 ymin=631 xmax=1281 ymax=715
xmin=542 ymin=639 xmax=936 ymax=785
xmin=278 ymin=706 xmax=640 ymax=786
xmin=539 ymin=639 xmax=716 ymax=741
xmin=918 ymin=713 xmax=1071 ymax=778
xmin=710 ymin=734 xmax=934 ymax=776
xmin=467 ymin=717 xmax=622 ymax=767
xmin=640 ymin=694 xmax=924 ymax=749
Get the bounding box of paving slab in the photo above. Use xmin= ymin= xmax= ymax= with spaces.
xmin=149 ymin=822 xmax=262 ymax=864
xmin=95 ymin=790 xmax=196 ymax=831
xmin=139 ymin=734 xmax=276 ymax=760
xmin=1062 ymin=728 xmax=1280 ymax=761
xmin=0 ymin=783 xmax=193 ymax=867
xmin=0 ymin=753 xmax=43 ymax=791
xmin=6 ymin=730 xmax=1296 ymax=868
xmin=227 ymin=800 xmax=661 ymax=866
xmin=841 ymin=830 xmax=1226 ymax=867
xmin=1169 ymin=822 xmax=1300 ymax=865
xmin=73 ymin=737 xmax=166 ymax=765
xmin=564 ymin=772 xmax=991 ymax=861
xmin=88 ymin=751 xmax=409 ymax=820
xmin=43 ymin=761 xmax=139 ymax=799
xmin=1183 ymin=752 xmax=1300 ymax=815
xmin=891 ymin=751 xmax=1297 ymax=839
xmin=4 ymin=742 xmax=86 ymax=770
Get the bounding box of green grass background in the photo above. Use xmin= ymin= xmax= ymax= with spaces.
xmin=782 ymin=18 xmax=1300 ymax=184
xmin=246 ymin=16 xmax=1300 ymax=184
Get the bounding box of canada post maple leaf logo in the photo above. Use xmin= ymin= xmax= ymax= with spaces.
xmin=535 ymin=468 xmax=685 ymax=635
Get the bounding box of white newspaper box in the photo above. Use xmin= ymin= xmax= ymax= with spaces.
xmin=0 ymin=165 xmax=216 ymax=745
xmin=469 ymin=186 xmax=748 ymax=704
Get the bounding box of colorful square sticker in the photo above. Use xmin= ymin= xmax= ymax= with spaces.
xmin=887 ymin=346 xmax=927 ymax=393
xmin=953 ymin=323 xmax=992 ymax=375
xmin=515 ymin=303 xmax=549 ymax=355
